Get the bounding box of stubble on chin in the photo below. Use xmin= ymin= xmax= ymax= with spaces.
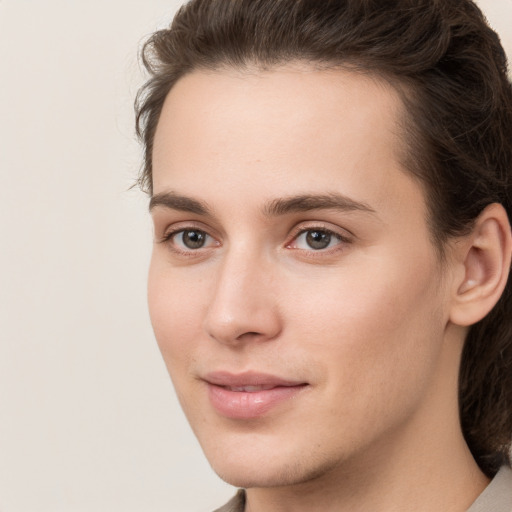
xmin=212 ymin=448 xmax=347 ymax=491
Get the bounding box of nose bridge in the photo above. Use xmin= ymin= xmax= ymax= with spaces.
xmin=204 ymin=243 xmax=280 ymax=344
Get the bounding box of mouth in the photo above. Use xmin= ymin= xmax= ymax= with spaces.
xmin=203 ymin=371 xmax=309 ymax=419
xmin=222 ymin=384 xmax=280 ymax=392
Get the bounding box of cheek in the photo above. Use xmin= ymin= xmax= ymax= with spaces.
xmin=147 ymin=258 xmax=207 ymax=372
xmin=286 ymin=252 xmax=440 ymax=337
xmin=283 ymin=253 xmax=445 ymax=406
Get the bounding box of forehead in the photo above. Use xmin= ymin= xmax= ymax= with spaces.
xmin=152 ymin=65 xmax=425 ymax=224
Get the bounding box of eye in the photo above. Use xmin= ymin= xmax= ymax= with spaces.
xmin=290 ymin=229 xmax=343 ymax=251
xmin=165 ymin=228 xmax=216 ymax=251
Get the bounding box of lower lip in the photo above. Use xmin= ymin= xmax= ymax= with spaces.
xmin=207 ymin=383 xmax=307 ymax=419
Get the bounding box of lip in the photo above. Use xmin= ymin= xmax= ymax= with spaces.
xmin=204 ymin=371 xmax=308 ymax=419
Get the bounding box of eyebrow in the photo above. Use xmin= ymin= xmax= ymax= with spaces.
xmin=149 ymin=192 xmax=211 ymax=215
xmin=149 ymin=191 xmax=376 ymax=217
xmin=263 ymin=193 xmax=376 ymax=217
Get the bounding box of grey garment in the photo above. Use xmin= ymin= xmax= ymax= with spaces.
xmin=213 ymin=489 xmax=245 ymax=512
xmin=213 ymin=466 xmax=512 ymax=512
xmin=467 ymin=465 xmax=512 ymax=512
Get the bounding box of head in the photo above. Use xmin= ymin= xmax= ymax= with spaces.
xmin=136 ymin=0 xmax=512 ymax=479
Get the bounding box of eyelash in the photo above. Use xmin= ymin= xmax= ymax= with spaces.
xmin=159 ymin=226 xmax=218 ymax=255
xmin=287 ymin=227 xmax=349 ymax=252
xmin=159 ymin=224 xmax=351 ymax=256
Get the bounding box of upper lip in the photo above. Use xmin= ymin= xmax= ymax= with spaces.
xmin=203 ymin=371 xmax=307 ymax=388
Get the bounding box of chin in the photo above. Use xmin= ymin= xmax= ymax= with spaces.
xmin=212 ymin=462 xmax=313 ymax=489
xmin=203 ymin=437 xmax=343 ymax=490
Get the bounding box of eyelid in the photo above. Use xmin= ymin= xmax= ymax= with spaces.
xmin=287 ymin=222 xmax=353 ymax=244
xmin=157 ymin=221 xmax=221 ymax=259
xmin=158 ymin=220 xmax=216 ymax=243
xmin=161 ymin=227 xmax=212 ymax=244
xmin=285 ymin=222 xmax=354 ymax=256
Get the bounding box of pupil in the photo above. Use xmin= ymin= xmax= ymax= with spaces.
xmin=183 ymin=230 xmax=205 ymax=249
xmin=306 ymin=230 xmax=331 ymax=250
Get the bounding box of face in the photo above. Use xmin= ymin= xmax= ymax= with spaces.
xmin=149 ymin=65 xmax=457 ymax=489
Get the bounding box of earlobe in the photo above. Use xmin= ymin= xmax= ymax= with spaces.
xmin=450 ymin=203 xmax=512 ymax=327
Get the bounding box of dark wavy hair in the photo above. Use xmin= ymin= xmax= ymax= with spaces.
xmin=135 ymin=0 xmax=512 ymax=476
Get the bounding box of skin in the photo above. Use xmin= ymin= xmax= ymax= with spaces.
xmin=148 ymin=65 xmax=494 ymax=512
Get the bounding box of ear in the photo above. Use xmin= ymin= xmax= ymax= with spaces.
xmin=449 ymin=203 xmax=512 ymax=327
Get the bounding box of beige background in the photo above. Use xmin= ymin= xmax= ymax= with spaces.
xmin=0 ymin=1 xmax=510 ymax=511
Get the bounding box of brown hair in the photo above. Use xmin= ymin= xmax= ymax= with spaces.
xmin=135 ymin=0 xmax=512 ymax=476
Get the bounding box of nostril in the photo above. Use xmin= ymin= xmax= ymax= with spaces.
xmin=236 ymin=331 xmax=262 ymax=340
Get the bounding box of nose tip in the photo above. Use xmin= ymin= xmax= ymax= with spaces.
xmin=206 ymin=312 xmax=280 ymax=346
xmin=203 ymin=261 xmax=282 ymax=346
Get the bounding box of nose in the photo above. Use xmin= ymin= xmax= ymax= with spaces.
xmin=203 ymin=249 xmax=282 ymax=346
